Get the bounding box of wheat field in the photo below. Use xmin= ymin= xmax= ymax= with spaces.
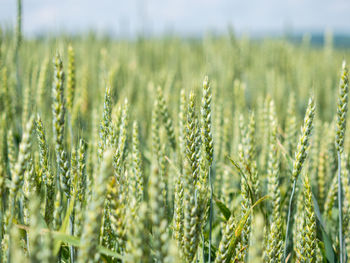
xmin=1 ymin=1 xmax=350 ymax=263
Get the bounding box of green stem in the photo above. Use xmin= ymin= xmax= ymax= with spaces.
xmin=338 ymin=151 xmax=344 ymax=263
xmin=208 ymin=164 xmax=214 ymax=263
xmin=201 ymin=232 xmax=205 ymax=263
xmin=68 ymin=198 xmax=75 ymax=262
xmin=6 ymin=196 xmax=17 ymax=262
xmin=0 ymin=195 xmax=3 ymax=260
xmin=283 ymin=179 xmax=297 ymax=263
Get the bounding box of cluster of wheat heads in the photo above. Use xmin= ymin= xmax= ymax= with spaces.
xmin=1 ymin=6 xmax=350 ymax=262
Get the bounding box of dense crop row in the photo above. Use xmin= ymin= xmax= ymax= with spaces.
xmin=1 ymin=2 xmax=350 ymax=262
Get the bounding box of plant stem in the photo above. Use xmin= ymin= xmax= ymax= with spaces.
xmin=68 ymin=198 xmax=75 ymax=262
xmin=208 ymin=164 xmax=214 ymax=263
xmin=338 ymin=151 xmax=344 ymax=263
xmin=283 ymin=179 xmax=297 ymax=263
xmin=201 ymin=232 xmax=205 ymax=263
xmin=0 ymin=197 xmax=3 ymax=260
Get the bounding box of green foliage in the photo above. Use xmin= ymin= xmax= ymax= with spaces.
xmin=1 ymin=22 xmax=350 ymax=263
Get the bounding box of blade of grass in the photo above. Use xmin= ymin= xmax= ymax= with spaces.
xmin=224 ymin=195 xmax=269 ymax=263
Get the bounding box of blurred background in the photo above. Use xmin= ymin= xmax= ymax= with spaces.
xmin=1 ymin=0 xmax=350 ymax=45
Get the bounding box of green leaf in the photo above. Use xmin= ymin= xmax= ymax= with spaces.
xmin=214 ymin=195 xmax=231 ymax=221
xmin=312 ymin=193 xmax=336 ymax=263
xmin=224 ymin=195 xmax=269 ymax=263
xmin=98 ymin=245 xmax=123 ymax=259
xmin=227 ymin=156 xmax=256 ymax=203
xmin=52 ymin=231 xmax=80 ymax=247
xmin=52 ymin=231 xmax=123 ymax=259
xmin=15 ymin=224 xmax=124 ymax=261
xmin=54 ymin=193 xmax=77 ymax=254
xmin=318 ymin=241 xmax=327 ymax=263
xmin=234 ymin=195 xmax=269 ymax=237
xmin=321 ymin=229 xmax=336 ymax=263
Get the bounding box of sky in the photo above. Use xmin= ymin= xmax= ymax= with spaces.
xmin=0 ymin=0 xmax=350 ymax=37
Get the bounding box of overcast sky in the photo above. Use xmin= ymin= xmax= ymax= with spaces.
xmin=0 ymin=0 xmax=349 ymax=37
